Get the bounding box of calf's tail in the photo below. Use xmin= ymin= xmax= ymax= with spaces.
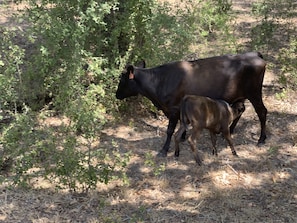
xmin=180 ymin=97 xmax=190 ymax=130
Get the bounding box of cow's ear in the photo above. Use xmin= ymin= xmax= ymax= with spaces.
xmin=136 ymin=60 xmax=146 ymax=68
xmin=127 ymin=65 xmax=134 ymax=79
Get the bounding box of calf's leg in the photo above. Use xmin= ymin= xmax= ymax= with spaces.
xmin=181 ymin=131 xmax=187 ymax=142
xmin=222 ymin=129 xmax=237 ymax=156
xmin=174 ymin=125 xmax=186 ymax=157
xmin=188 ymin=130 xmax=202 ymax=165
xmin=209 ymin=132 xmax=218 ymax=156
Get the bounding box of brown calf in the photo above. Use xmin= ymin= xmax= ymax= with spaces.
xmin=174 ymin=95 xmax=245 ymax=165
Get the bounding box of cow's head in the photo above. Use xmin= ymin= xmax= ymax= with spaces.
xmin=116 ymin=61 xmax=145 ymax=100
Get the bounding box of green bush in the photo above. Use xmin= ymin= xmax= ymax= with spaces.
xmin=278 ymin=38 xmax=297 ymax=89
xmin=250 ymin=0 xmax=297 ymax=89
xmin=250 ymin=0 xmax=297 ymax=54
xmin=0 ymin=0 xmax=207 ymax=191
xmin=0 ymin=110 xmax=130 ymax=191
xmin=0 ymin=27 xmax=25 ymax=112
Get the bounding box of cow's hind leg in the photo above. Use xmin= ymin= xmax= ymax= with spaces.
xmin=188 ymin=130 xmax=202 ymax=165
xmin=250 ymin=98 xmax=267 ymax=145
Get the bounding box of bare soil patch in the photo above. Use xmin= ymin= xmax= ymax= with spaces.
xmin=1 ymin=1 xmax=297 ymax=222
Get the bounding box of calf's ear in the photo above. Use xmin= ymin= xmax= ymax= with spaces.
xmin=237 ymin=104 xmax=245 ymax=114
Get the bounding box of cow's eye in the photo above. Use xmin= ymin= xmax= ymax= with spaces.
xmin=121 ymin=72 xmax=129 ymax=79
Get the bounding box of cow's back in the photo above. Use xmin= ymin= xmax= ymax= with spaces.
xmin=177 ymin=53 xmax=266 ymax=104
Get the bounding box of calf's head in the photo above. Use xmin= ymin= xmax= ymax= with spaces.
xmin=231 ymin=101 xmax=245 ymax=119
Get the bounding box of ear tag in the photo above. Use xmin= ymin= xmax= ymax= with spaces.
xmin=129 ymin=71 xmax=134 ymax=79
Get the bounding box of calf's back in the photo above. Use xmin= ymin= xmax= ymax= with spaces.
xmin=181 ymin=95 xmax=233 ymax=133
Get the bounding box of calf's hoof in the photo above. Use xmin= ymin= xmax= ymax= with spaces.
xmin=195 ymin=159 xmax=202 ymax=166
xmin=232 ymin=151 xmax=238 ymax=157
xmin=174 ymin=151 xmax=179 ymax=157
xmin=212 ymin=150 xmax=218 ymax=156
xmin=194 ymin=156 xmax=202 ymax=166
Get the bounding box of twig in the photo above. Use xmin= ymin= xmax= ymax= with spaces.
xmin=194 ymin=199 xmax=204 ymax=210
xmin=227 ymin=163 xmax=239 ymax=176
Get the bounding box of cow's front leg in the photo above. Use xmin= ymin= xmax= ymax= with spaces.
xmin=158 ymin=117 xmax=178 ymax=157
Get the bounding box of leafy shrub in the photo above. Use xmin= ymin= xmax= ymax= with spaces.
xmin=185 ymin=0 xmax=238 ymax=56
xmin=0 ymin=108 xmax=130 ymax=192
xmin=250 ymin=0 xmax=296 ymax=89
xmin=0 ymin=27 xmax=25 ymax=112
xmin=250 ymin=0 xmax=297 ymax=54
xmin=278 ymin=38 xmax=297 ymax=89
xmin=250 ymin=1 xmax=279 ymax=53
xmin=0 ymin=0 xmax=204 ymax=191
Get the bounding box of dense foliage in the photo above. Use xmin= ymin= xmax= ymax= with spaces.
xmin=0 ymin=0 xmax=296 ymax=191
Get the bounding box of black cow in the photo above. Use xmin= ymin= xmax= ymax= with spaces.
xmin=174 ymin=95 xmax=245 ymax=165
xmin=116 ymin=52 xmax=267 ymax=157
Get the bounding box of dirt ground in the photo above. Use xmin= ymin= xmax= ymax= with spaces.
xmin=1 ymin=1 xmax=297 ymax=223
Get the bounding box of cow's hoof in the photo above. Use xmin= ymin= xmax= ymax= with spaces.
xmin=257 ymin=135 xmax=267 ymax=146
xmin=257 ymin=141 xmax=265 ymax=147
xmin=157 ymin=151 xmax=167 ymax=157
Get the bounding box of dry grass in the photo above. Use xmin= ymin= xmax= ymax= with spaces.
xmin=1 ymin=87 xmax=296 ymax=222
xmin=1 ymin=0 xmax=297 ymax=222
